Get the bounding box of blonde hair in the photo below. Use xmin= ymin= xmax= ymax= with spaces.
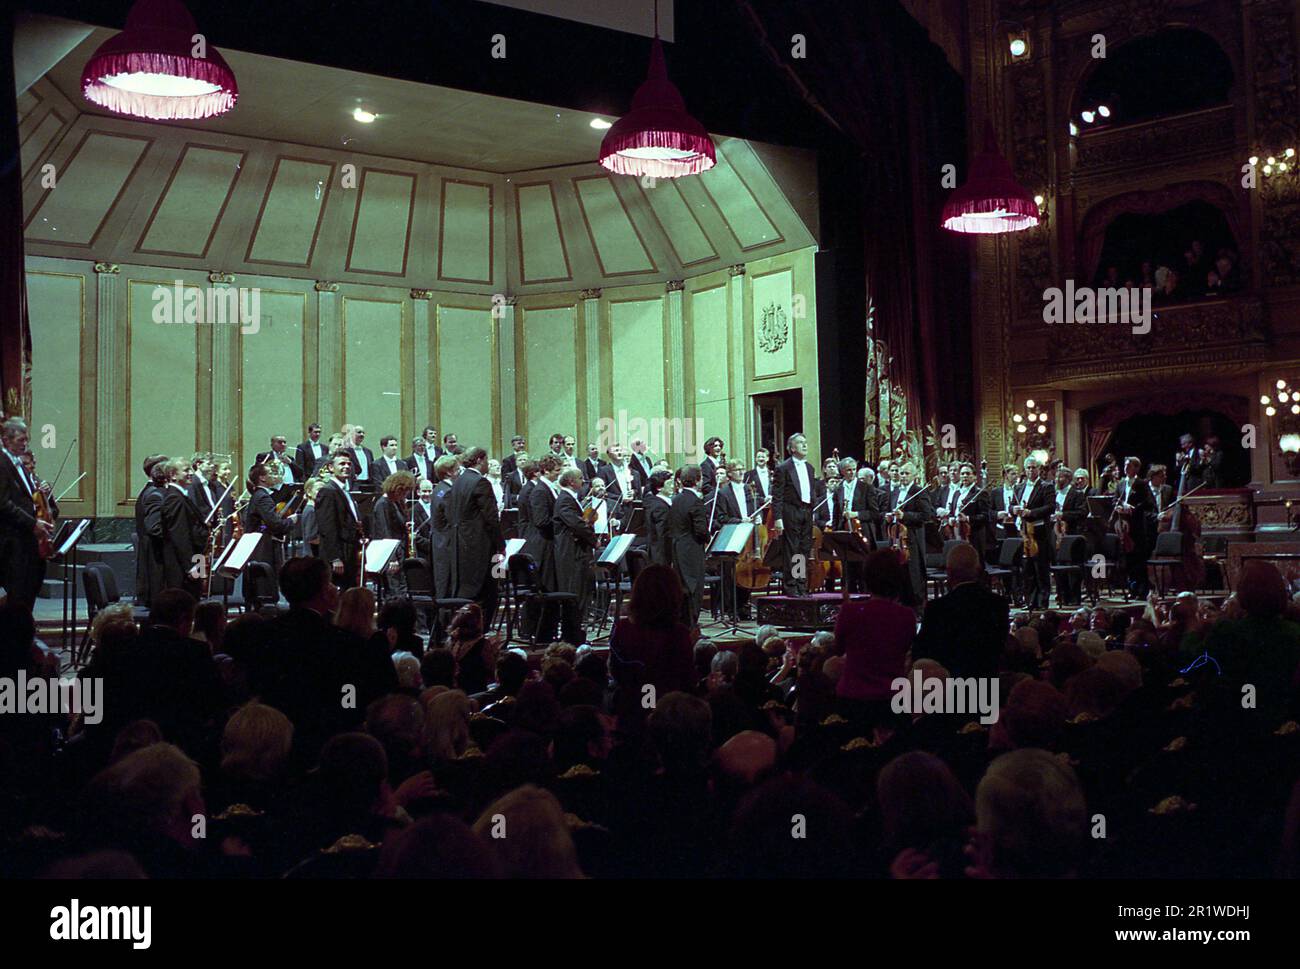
xmin=423 ymin=689 xmax=472 ymax=762
xmin=335 ymin=587 xmax=376 ymax=638
xmin=91 ymin=602 xmax=135 ymax=643
xmin=472 ymin=785 xmax=584 ymax=879
xmin=220 ymin=703 xmax=294 ymax=782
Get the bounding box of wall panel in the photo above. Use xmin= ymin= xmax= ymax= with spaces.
xmin=341 ymin=296 xmax=404 ymax=438
xmin=26 ymin=270 xmax=85 ymax=503
xmin=690 ymin=285 xmax=731 ymax=446
xmin=239 ymin=290 xmax=307 ymax=465
xmin=436 ymin=304 xmax=497 ymax=452
xmin=522 ymin=305 xmax=579 ymax=448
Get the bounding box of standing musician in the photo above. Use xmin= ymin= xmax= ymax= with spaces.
xmin=316 ymin=453 xmax=363 ymax=589
xmin=407 ymin=436 xmax=435 ymax=482
xmin=435 ymin=446 xmax=504 ymax=627
xmin=668 ymin=464 xmax=710 ymax=626
xmin=134 ymin=454 xmax=170 ymax=608
xmin=928 ymin=465 xmax=953 ymax=523
xmin=374 ymin=436 xmax=408 ymax=482
xmin=1010 ymin=456 xmax=1054 ymax=609
xmin=428 ymin=454 xmax=459 ymax=607
xmin=772 ymin=432 xmax=818 ymax=597
xmin=504 ymin=450 xmax=529 ymax=509
xmin=159 ymin=457 xmax=210 ymax=600
xmin=833 ymin=457 xmax=874 ymax=593
xmin=561 ymin=435 xmax=580 ymax=471
xmin=744 ymin=447 xmax=773 ymax=502
xmin=370 ymin=470 xmax=416 ymax=599
xmin=256 ymin=435 xmax=303 ymax=486
xmin=189 ymin=455 xmax=233 ymax=543
xmin=244 ymin=461 xmax=300 ymax=598
xmin=513 ymin=459 xmax=539 ymax=543
xmin=944 ymin=462 xmax=990 ymax=560
xmin=501 ymin=435 xmax=527 ymax=479
xmin=421 ymin=426 xmax=446 ymax=461
xmin=297 ymin=423 xmax=329 ymax=477
xmin=600 ymin=443 xmax=639 ymax=509
xmin=527 ymin=456 xmax=571 ymax=642
xmin=344 ymin=425 xmax=377 ymax=493
xmin=884 ymin=463 xmax=934 ymax=610
xmin=581 ymin=444 xmax=604 ymax=483
xmin=700 ymin=437 xmax=726 ymax=495
xmin=1146 ymin=464 xmax=1173 ymax=533
xmin=715 ymin=461 xmax=759 ymax=618
xmin=628 ymin=437 xmax=656 ymax=491
xmin=1049 ymin=465 xmax=1087 ymax=606
xmin=990 ymin=463 xmax=1021 ymax=555
xmin=411 ymin=477 xmax=436 ymax=560
xmin=643 ymin=469 xmax=675 ymax=567
xmin=486 ymin=459 xmax=507 ymax=516
xmin=0 ymin=419 xmax=55 ymax=609
xmin=553 ymin=466 xmax=598 ymax=642
xmin=856 ymin=465 xmax=889 ymax=547
xmin=1112 ymin=456 xmax=1154 ymax=598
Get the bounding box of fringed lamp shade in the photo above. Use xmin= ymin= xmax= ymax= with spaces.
xmin=941 ymin=125 xmax=1039 ymax=234
xmin=598 ymin=38 xmax=715 ymax=179
xmin=82 ymin=0 xmax=238 ymax=121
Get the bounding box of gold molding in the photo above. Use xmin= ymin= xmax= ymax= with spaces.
xmin=94 ymin=262 xmax=120 ymax=274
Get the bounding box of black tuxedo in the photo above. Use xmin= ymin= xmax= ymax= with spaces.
xmin=297 ymin=439 xmax=330 ymax=477
xmin=715 ymin=481 xmax=757 ymax=524
xmin=245 ymin=486 xmax=293 ymax=590
xmin=504 ymin=466 xmax=527 ymax=508
xmin=743 ymin=467 xmax=773 ymax=503
xmin=890 ymin=483 xmax=934 ymax=607
xmin=990 ymin=483 xmax=1021 ymax=550
xmin=160 ymin=485 xmax=209 ymax=598
xmin=407 ymin=452 xmax=435 ymax=482
xmin=1015 ymin=477 xmax=1055 ymax=608
xmin=772 ymin=458 xmax=817 ymax=596
xmin=435 ymin=468 xmax=504 ymax=623
xmin=255 ymin=449 xmax=304 ymax=484
xmin=645 ymin=492 xmax=673 ymax=567
xmin=629 ymin=452 xmax=655 ymax=491
xmin=372 ymin=454 xmax=408 ymax=485
xmin=344 ymin=446 xmax=377 ymax=491
xmin=525 ymin=481 xmax=558 ymax=590
xmin=700 ymin=455 xmax=723 ymax=495
xmin=943 ymin=486 xmax=992 ymax=557
xmin=912 ymin=582 xmax=1011 ymax=678
xmin=428 ymin=481 xmax=453 ymax=599
xmin=1113 ymin=476 xmax=1154 ymax=596
xmin=668 ymin=490 xmax=711 ymax=624
xmin=411 ymin=499 xmax=434 ymax=559
xmin=582 ymin=457 xmax=603 ymax=482
xmin=553 ymin=489 xmax=597 ymax=620
xmin=316 ymin=478 xmax=362 ymax=588
xmin=1147 ymin=482 xmax=1174 ymax=533
xmin=0 ymin=451 xmax=43 ymax=607
xmin=501 ymin=452 xmax=526 ymax=479
xmin=134 ymin=482 xmax=167 ymax=606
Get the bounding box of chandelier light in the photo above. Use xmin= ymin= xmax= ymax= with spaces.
xmin=942 ymin=124 xmax=1040 ymax=234
xmin=82 ymin=0 xmax=238 ymax=120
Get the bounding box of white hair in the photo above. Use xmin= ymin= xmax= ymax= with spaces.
xmin=976 ymin=749 xmax=1087 ymax=878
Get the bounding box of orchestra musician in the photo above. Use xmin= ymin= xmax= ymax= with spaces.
xmin=884 ymin=462 xmax=933 ymax=610
xmin=943 ymin=462 xmax=990 ymax=560
xmin=411 ymin=477 xmax=435 ymax=560
xmin=160 ymin=457 xmax=210 ymax=600
xmin=442 ymin=432 xmax=460 ymax=454
xmin=421 ymin=426 xmax=446 ymax=461
xmin=772 ymin=432 xmax=817 ymax=598
xmin=374 ymin=436 xmax=408 ymax=482
xmin=368 ymin=470 xmax=416 ymax=599
xmin=501 ymin=435 xmax=528 ymax=479
xmin=744 ymin=447 xmax=772 ymax=503
xmin=1049 ymin=465 xmax=1087 ymax=606
xmin=316 ymin=453 xmax=363 ymax=590
xmin=582 ymin=444 xmax=604 ymax=483
xmin=553 ymin=467 xmax=598 ymax=641
xmin=300 ymin=479 xmax=322 ymax=558
xmin=435 ymin=446 xmax=504 ymax=627
xmin=832 ymin=457 xmax=873 ymax=593
xmin=1112 ymin=456 xmax=1154 ymax=597
xmin=407 ymin=436 xmax=435 ymax=482
xmin=561 ymin=435 xmax=580 ymax=471
xmin=715 ymin=461 xmax=759 ymax=618
xmin=990 ymin=463 xmax=1021 ymax=555
xmin=343 ymin=425 xmax=377 ymax=493
xmin=255 ymin=435 xmax=303 ymax=486
xmin=1146 ymin=464 xmax=1173 ymax=532
xmin=512 ymin=459 xmax=538 ymax=542
xmin=527 ymin=456 xmax=574 ymax=643
xmin=485 ymin=459 xmax=506 ymax=516
xmin=668 ymin=464 xmax=710 ymax=626
xmin=1010 ymin=456 xmax=1055 ymax=609
xmin=628 ymin=437 xmax=656 ymax=490
xmin=297 ymin=423 xmax=329 ymax=477
xmin=644 ymin=469 xmax=675 ymax=567
xmin=244 ymin=461 xmax=300 ymax=597
xmin=856 ymin=465 xmax=889 ymax=547
xmin=700 ymin=437 xmax=725 ymax=495
xmin=504 ymin=450 xmax=529 ymax=509
xmin=189 ymin=455 xmax=234 ymax=544
xmin=0 ymin=418 xmax=55 ymax=609
xmin=428 ymin=454 xmax=459 ymax=606
xmin=134 ymin=454 xmax=170 ymax=608
xmin=600 ymin=443 xmax=639 ymax=515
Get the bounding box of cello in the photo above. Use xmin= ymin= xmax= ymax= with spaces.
xmin=735 ymin=489 xmax=775 ymax=591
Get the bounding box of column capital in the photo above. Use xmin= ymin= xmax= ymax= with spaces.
xmin=208 ymin=271 xmax=234 ymax=284
xmin=580 ymin=288 xmax=602 ymax=300
xmin=666 ymin=279 xmax=685 ymax=292
xmin=410 ymin=289 xmax=435 ymax=300
xmin=727 ymin=264 xmax=746 ymax=277
xmin=93 ymin=262 xmax=120 ymax=275
xmin=314 ymin=280 xmax=340 ymax=293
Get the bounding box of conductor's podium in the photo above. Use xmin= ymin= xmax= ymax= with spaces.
xmin=756 ymin=593 xmax=870 ymax=631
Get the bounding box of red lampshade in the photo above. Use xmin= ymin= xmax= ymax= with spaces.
xmin=82 ymin=0 xmax=238 ymax=120
xmin=598 ymin=38 xmax=715 ymax=179
xmin=941 ymin=124 xmax=1039 ymax=234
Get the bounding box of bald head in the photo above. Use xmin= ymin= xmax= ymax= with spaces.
xmin=945 ymin=542 xmax=982 ymax=586
xmin=715 ymin=730 xmax=777 ymax=786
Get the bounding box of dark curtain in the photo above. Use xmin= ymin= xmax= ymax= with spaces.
xmin=0 ymin=9 xmax=31 ymax=418
xmin=735 ymin=0 xmax=971 ymax=459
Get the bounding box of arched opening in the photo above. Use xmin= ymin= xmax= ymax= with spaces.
xmin=1092 ymin=199 xmax=1242 ymax=296
xmin=1086 ymin=399 xmax=1251 ymax=488
xmin=1076 ymin=28 xmax=1234 ymax=129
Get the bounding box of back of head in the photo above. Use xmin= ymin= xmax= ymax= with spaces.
xmin=975 ymin=749 xmax=1087 ymax=878
xmin=364 ymin=694 xmax=424 ymax=755
xmin=420 ymin=648 xmax=456 ymax=688
xmin=945 ymin=542 xmax=983 ymax=585
xmin=495 ymin=650 xmax=529 ymax=695
xmin=280 ymin=555 xmax=331 ymax=606
xmin=877 ymin=750 xmax=974 ymax=852
xmin=1095 ymin=650 xmax=1142 ymax=695
xmin=715 ymin=730 xmax=777 ymax=787
xmin=423 ymin=690 xmax=472 ymax=762
xmin=317 ymin=733 xmax=388 ymax=816
xmin=374 ymin=814 xmax=501 ymax=878
xmin=149 ymin=589 xmax=196 ymax=631
xmin=86 ymin=742 xmax=201 ymax=841
xmin=1002 ymin=679 xmax=1068 ymax=750
xmin=722 ymin=775 xmax=861 ymax=878
xmin=648 ymin=691 xmax=714 ymax=774
xmin=1064 ymin=668 xmax=1127 ymax=720
xmin=629 ymin=564 xmax=684 ymax=628
xmin=472 ymin=785 xmax=582 ymax=879
xmin=1238 ymin=561 xmax=1288 ymax=619
xmin=864 ymin=549 xmax=909 ymax=599
xmin=221 ymin=703 xmax=294 ymax=783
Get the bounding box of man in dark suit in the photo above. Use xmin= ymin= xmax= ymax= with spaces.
xmin=581 ymin=444 xmax=604 ymax=483
xmin=643 ymin=470 xmax=674 ymax=567
xmin=628 ymin=438 xmax=656 ymax=491
xmin=344 ymin=425 xmax=377 ymax=493
xmin=421 ymin=426 xmax=447 ymax=462
xmin=942 ymin=462 xmax=991 ymax=560
xmin=855 ymin=465 xmax=889 ymax=548
xmin=553 ymin=466 xmax=597 ymax=641
xmin=772 ymin=432 xmax=817 ymax=597
xmin=244 ymin=461 xmax=300 ymax=598
xmin=668 ymin=464 xmax=711 ymax=626
xmin=743 ymin=447 xmax=773 ymax=504
xmin=885 ymin=462 xmax=934 ymax=609
xmin=504 ymin=451 xmax=529 ymax=509
xmin=927 ymin=465 xmax=952 ymax=522
xmin=297 ymin=423 xmax=329 ymax=478
xmin=255 ymin=435 xmax=304 ymax=486
xmin=188 ymin=455 xmax=235 ymax=550
xmin=316 ymin=453 xmax=362 ymax=589
xmin=829 ymin=457 xmax=875 ymax=592
xmin=989 ymin=463 xmax=1022 ymax=559
xmin=700 ymin=437 xmax=725 ymax=496
xmin=714 ymin=462 xmax=758 ymax=617
xmin=435 ymin=446 xmax=504 ymax=626
xmin=159 ymin=458 xmax=210 ymax=600
xmin=1113 ymin=456 xmax=1154 ymax=597
xmin=132 ymin=589 xmax=225 ymax=749
xmin=411 ymin=477 xmax=435 ymax=560
xmin=1011 ymin=457 xmax=1055 ymax=609
xmin=912 ymin=543 xmax=1010 ymax=678
xmin=407 ymin=436 xmax=435 ymax=482
xmin=134 ymin=454 xmax=169 ymax=607
xmin=598 ymin=444 xmax=639 ymax=528
xmin=1048 ymin=465 xmax=1089 ymax=606
xmin=501 ymin=435 xmax=527 ymax=478
xmin=1145 ymin=464 xmax=1174 ymax=531
xmin=373 ymin=435 xmax=408 ymax=485
xmin=0 ymin=417 xmax=54 ymax=609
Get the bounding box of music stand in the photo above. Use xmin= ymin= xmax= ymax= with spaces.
xmin=589 ymin=534 xmax=638 ymax=642
xmin=55 ymin=518 xmax=92 ymax=660
xmin=621 ymin=505 xmax=646 ymax=537
xmin=501 ymin=508 xmax=519 ymax=539
xmin=1085 ymin=495 xmax=1115 ymax=519
xmin=363 ymin=538 xmax=403 ymax=602
xmin=707 ymin=523 xmax=755 ymax=632
xmin=820 ymin=531 xmax=874 ymax=602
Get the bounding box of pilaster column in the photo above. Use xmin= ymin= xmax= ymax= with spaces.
xmin=496 ymin=296 xmax=518 ymax=449
xmin=580 ymin=288 xmax=602 ymax=449
xmin=665 ymin=280 xmax=686 ymax=430
xmin=727 ymin=264 xmax=747 ymax=453
xmin=410 ymin=289 xmax=434 ymax=428
xmin=208 ymin=271 xmax=237 ymax=460
xmin=93 ymin=261 xmax=121 ymax=517
xmin=315 ymin=281 xmax=341 ymax=431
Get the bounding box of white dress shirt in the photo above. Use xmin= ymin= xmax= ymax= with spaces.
xmin=792 ymin=459 xmax=811 ymax=503
xmin=334 ymin=477 xmax=359 ymax=520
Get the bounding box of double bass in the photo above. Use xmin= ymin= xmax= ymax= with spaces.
xmin=1160 ymin=455 xmax=1205 ymax=590
xmin=735 ymin=488 xmax=775 ymax=591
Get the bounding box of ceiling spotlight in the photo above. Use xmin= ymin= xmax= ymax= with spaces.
xmin=1097 ymin=104 xmax=1110 ymax=118
xmin=353 ymin=107 xmax=376 ymax=123
xmin=589 ymin=118 xmax=612 ymax=130
xmin=1081 ymin=110 xmax=1095 ymax=124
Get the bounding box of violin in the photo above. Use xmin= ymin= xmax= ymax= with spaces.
xmin=32 ymin=472 xmax=56 ymax=559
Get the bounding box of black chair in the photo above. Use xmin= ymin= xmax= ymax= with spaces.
xmin=402 ymin=558 xmax=436 ymax=609
xmin=985 ymin=538 xmax=1023 ymax=605
xmin=79 ymin=563 xmax=128 ymax=664
xmin=1049 ymin=534 xmax=1090 ymax=606
xmin=926 ymin=539 xmax=966 ymax=598
xmin=1097 ymin=533 xmax=1125 ymax=599
xmin=244 ymin=562 xmax=278 ymax=612
xmin=1145 ymin=531 xmax=1185 ymax=597
xmin=506 ymin=552 xmax=577 ymax=647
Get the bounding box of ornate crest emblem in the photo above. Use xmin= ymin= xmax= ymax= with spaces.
xmin=758 ymin=301 xmax=790 ymax=353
